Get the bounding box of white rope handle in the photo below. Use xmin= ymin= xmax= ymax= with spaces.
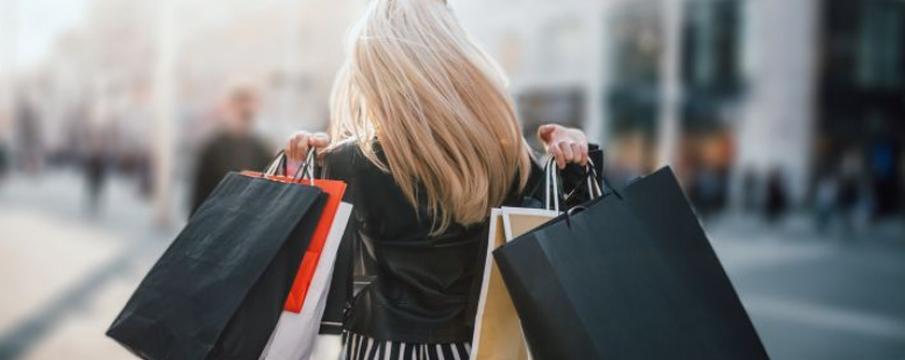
xmin=545 ymin=157 xmax=603 ymax=211
xmin=544 ymin=157 xmax=562 ymax=213
xmin=263 ymin=149 xmax=316 ymax=187
xmin=264 ymin=152 xmax=285 ymax=176
xmin=586 ymin=158 xmax=604 ymax=199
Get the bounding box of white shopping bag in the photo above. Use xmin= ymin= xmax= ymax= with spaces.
xmin=260 ymin=202 xmax=353 ymax=360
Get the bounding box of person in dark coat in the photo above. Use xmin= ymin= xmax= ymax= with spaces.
xmin=84 ymin=134 xmax=109 ymax=216
xmin=190 ymin=84 xmax=272 ymax=216
xmin=0 ymin=139 xmax=8 ymax=179
xmin=764 ymin=168 xmax=789 ymax=222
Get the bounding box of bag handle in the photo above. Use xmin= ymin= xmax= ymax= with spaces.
xmin=585 ymin=158 xmax=604 ymax=199
xmin=544 ymin=157 xmax=565 ymax=213
xmin=562 ymin=151 xmax=625 ymax=228
xmin=261 ymin=151 xmax=287 ymax=176
xmin=596 ymin=150 xmax=623 ymax=200
xmin=287 ymin=148 xmax=317 ymax=185
xmin=546 ymin=156 xmax=607 ymax=213
xmin=260 ymin=148 xmax=317 ymax=185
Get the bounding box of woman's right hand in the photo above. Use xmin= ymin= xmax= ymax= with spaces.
xmin=285 ymin=131 xmax=331 ymax=161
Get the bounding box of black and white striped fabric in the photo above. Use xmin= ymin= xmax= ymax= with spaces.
xmin=342 ymin=332 xmax=471 ymax=360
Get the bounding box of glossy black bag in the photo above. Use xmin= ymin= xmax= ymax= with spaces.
xmin=493 ymin=167 xmax=769 ymax=360
xmin=107 ymin=171 xmax=326 ymax=360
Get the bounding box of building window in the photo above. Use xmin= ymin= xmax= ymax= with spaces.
xmin=818 ymin=0 xmax=905 ymax=214
xmin=541 ymin=18 xmax=585 ymax=73
xmin=856 ymin=0 xmax=903 ymax=90
xmin=606 ymin=0 xmax=663 ymax=138
xmin=680 ymin=0 xmax=743 ymax=132
xmin=823 ymin=0 xmax=905 ymax=91
xmin=682 ymin=0 xmax=742 ymax=91
xmin=499 ymin=33 xmax=523 ymax=75
xmin=609 ymin=1 xmax=663 ymax=90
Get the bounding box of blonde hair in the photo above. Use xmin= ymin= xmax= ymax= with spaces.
xmin=329 ymin=0 xmax=531 ymax=234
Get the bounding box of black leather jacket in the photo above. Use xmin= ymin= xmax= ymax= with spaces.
xmin=319 ymin=141 xmax=601 ymax=344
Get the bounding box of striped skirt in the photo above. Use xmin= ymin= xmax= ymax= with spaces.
xmin=342 ymin=332 xmax=471 ymax=360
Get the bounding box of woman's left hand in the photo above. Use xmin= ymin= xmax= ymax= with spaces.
xmin=538 ymin=124 xmax=589 ymax=169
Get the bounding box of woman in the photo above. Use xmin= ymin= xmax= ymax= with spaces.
xmin=287 ymin=0 xmax=594 ymax=359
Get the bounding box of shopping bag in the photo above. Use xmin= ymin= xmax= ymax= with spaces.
xmin=310 ymin=335 xmax=343 ymax=360
xmin=243 ymin=153 xmax=347 ymax=314
xmin=501 ymin=207 xmax=558 ymax=242
xmin=107 ymin=168 xmax=328 ymax=360
xmin=260 ymin=202 xmax=353 ymax=360
xmin=471 ymin=158 xmax=569 ymax=360
xmin=470 ymin=209 xmax=532 ymax=360
xmin=493 ymin=167 xmax=770 ymax=360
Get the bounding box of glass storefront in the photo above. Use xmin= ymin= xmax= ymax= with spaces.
xmin=605 ymin=0 xmax=742 ymax=212
xmin=817 ymin=0 xmax=905 ymax=215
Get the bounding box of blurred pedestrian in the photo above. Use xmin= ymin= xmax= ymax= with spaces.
xmin=764 ymin=168 xmax=788 ymax=222
xmin=15 ymin=96 xmax=44 ymax=175
xmin=189 ymin=83 xmax=272 ymax=216
xmin=84 ymin=133 xmax=110 ymax=216
xmin=856 ymin=183 xmax=876 ymax=229
xmin=741 ymin=168 xmax=759 ymax=213
xmin=838 ymin=149 xmax=863 ymax=238
xmin=136 ymin=152 xmax=153 ymax=199
xmin=869 ymin=138 xmax=899 ymax=216
xmin=0 ymin=134 xmax=8 ymax=179
xmin=814 ymin=174 xmax=838 ymax=233
xmin=693 ymin=166 xmax=725 ymax=216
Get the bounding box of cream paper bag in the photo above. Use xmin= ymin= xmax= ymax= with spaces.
xmin=471 ymin=208 xmax=555 ymax=360
xmin=501 ymin=207 xmax=558 ymax=242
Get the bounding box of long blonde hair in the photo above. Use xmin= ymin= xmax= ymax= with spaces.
xmin=329 ymin=0 xmax=531 ymax=234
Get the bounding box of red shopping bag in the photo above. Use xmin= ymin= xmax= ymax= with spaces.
xmin=243 ymin=171 xmax=347 ymax=313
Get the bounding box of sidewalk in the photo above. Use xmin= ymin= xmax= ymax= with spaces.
xmin=0 ymin=170 xmax=181 ymax=360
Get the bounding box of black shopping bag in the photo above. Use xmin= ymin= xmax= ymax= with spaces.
xmin=107 ymin=172 xmax=327 ymax=360
xmin=493 ymin=167 xmax=769 ymax=360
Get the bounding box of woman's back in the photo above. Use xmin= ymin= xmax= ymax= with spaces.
xmin=321 ymin=140 xmax=599 ymax=344
xmin=323 ymin=141 xmax=496 ymax=343
xmin=285 ymin=0 xmax=599 ymax=354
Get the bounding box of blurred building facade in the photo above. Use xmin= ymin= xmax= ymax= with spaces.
xmin=8 ymin=0 xmax=365 ymax=171
xmin=459 ymin=0 xmax=905 ymax=217
xmin=2 ymin=0 xmax=904 ymax=220
xmin=2 ymin=0 xmax=366 ymax=223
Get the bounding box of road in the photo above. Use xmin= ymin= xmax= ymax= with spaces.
xmin=0 ymin=170 xmax=903 ymax=360
xmin=708 ymin=216 xmax=905 ymax=360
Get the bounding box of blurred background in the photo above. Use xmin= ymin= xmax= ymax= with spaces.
xmin=0 ymin=0 xmax=903 ymax=359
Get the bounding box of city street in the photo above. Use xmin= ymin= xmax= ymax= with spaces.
xmin=0 ymin=171 xmax=904 ymax=360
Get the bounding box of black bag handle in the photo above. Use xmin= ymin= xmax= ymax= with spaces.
xmin=562 ymin=150 xmax=624 ymax=228
xmin=546 ymin=155 xmax=608 ymax=212
xmin=287 ymin=148 xmax=317 ymax=183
